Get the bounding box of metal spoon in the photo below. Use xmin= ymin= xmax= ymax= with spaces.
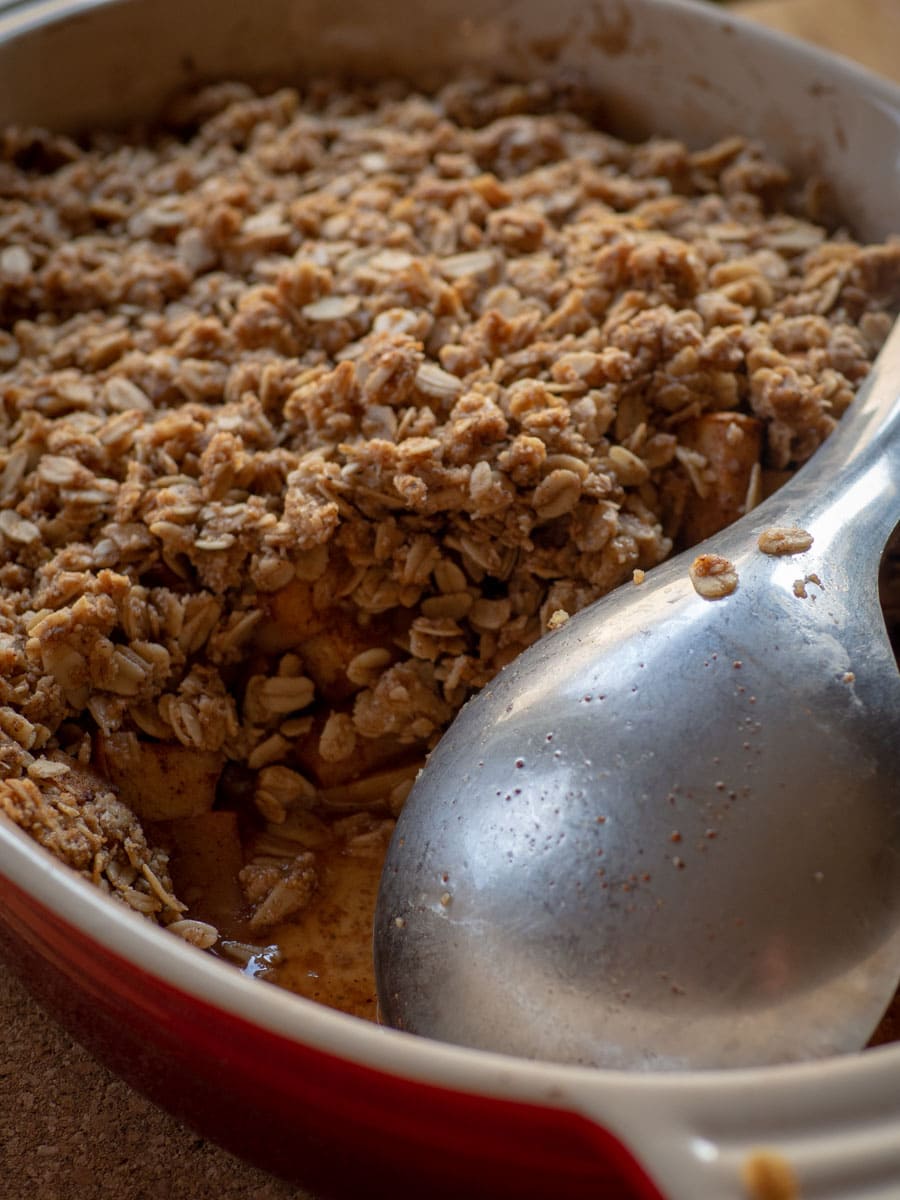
xmin=374 ymin=319 xmax=900 ymax=1071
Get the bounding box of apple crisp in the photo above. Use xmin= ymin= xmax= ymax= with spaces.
xmin=1 ymin=77 xmax=898 ymax=1017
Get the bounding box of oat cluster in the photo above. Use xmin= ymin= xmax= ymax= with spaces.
xmin=689 ymin=552 xmax=739 ymax=600
xmin=757 ymin=525 xmax=814 ymax=556
xmin=1 ymin=78 xmax=898 ymax=936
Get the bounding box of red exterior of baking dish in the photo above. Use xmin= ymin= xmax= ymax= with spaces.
xmin=0 ymin=871 xmax=665 ymax=1200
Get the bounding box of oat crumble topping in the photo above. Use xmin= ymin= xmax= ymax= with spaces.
xmin=757 ymin=525 xmax=814 ymax=555
xmin=0 ymin=77 xmax=898 ymax=1008
xmin=546 ymin=608 xmax=570 ymax=630
xmin=689 ymin=552 xmax=739 ymax=600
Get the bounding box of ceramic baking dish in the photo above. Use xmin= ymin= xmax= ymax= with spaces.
xmin=1 ymin=0 xmax=899 ymax=1196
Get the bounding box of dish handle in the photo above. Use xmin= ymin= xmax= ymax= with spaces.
xmin=568 ymin=1053 xmax=900 ymax=1200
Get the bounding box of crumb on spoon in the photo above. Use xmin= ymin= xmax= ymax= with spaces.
xmin=689 ymin=554 xmax=739 ymax=600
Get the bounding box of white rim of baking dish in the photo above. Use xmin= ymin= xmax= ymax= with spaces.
xmin=0 ymin=0 xmax=899 ymax=1195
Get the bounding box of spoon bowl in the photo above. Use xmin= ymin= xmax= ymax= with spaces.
xmin=374 ymin=320 xmax=900 ymax=1071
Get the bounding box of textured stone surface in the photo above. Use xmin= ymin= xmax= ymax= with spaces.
xmin=0 ymin=965 xmax=310 ymax=1200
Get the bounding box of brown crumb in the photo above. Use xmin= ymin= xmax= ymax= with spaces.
xmin=792 ymin=572 xmax=823 ymax=599
xmin=742 ymin=1149 xmax=799 ymax=1200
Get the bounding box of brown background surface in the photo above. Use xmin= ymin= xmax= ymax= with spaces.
xmin=1 ymin=2 xmax=897 ymax=1197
